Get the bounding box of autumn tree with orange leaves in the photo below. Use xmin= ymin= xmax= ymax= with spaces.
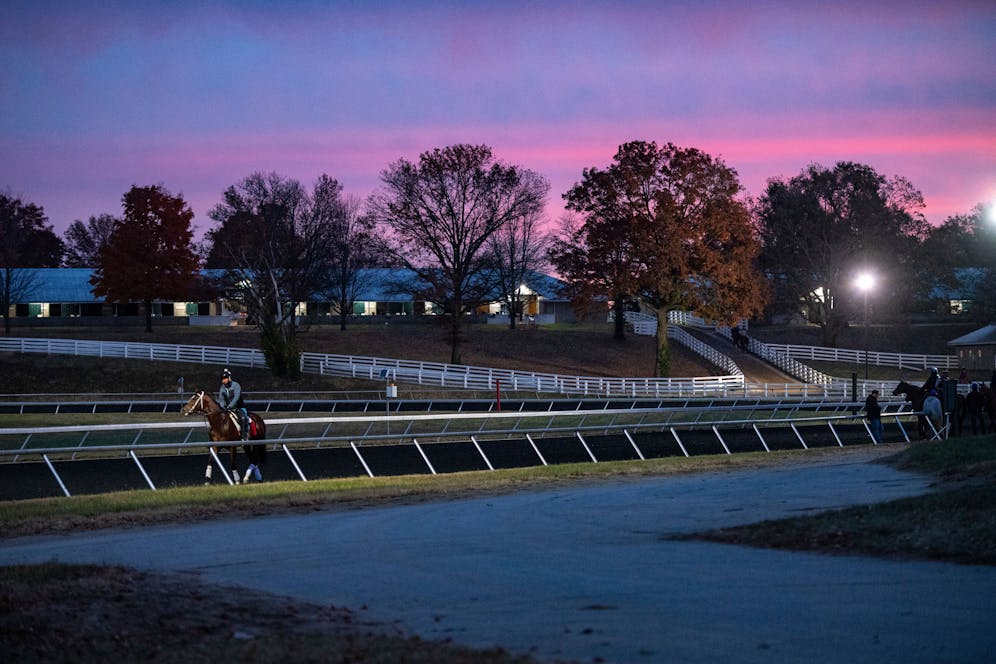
xmin=551 ymin=141 xmax=768 ymax=376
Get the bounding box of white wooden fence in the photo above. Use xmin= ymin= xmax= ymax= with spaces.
xmin=0 ymin=337 xmax=266 ymax=367
xmin=609 ymin=311 xmax=744 ymax=378
xmin=761 ymin=343 xmax=958 ymax=371
xmin=0 ymin=332 xmax=959 ymax=400
xmin=1 ymin=336 xmax=744 ymax=398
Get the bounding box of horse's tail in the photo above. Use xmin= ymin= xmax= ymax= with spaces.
xmin=247 ymin=414 xmax=267 ymax=465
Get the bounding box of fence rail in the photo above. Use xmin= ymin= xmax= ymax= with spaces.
xmin=1 ymin=336 xmax=746 ymax=398
xmin=304 ymin=352 xmax=746 ymax=397
xmin=761 ymin=343 xmax=958 ymax=371
xmin=610 ymin=311 xmax=744 ymax=377
xmin=0 ymin=406 xmax=930 ymax=499
xmin=0 ymin=404 xmax=921 ymax=456
xmin=0 ymin=332 xmax=963 ymax=401
xmin=0 ymin=337 xmax=266 ymax=368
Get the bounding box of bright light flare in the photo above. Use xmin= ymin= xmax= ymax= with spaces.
xmin=855 ymin=272 xmax=875 ymax=293
xmin=985 ymin=199 xmax=996 ymax=226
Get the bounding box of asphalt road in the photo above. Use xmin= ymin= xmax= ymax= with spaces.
xmin=2 ymin=452 xmax=994 ymax=663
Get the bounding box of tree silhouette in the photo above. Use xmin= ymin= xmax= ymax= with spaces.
xmin=369 ymin=144 xmax=548 ymax=364
xmin=0 ymin=191 xmax=62 ymax=333
xmin=757 ymin=162 xmax=925 ymax=346
xmin=63 ymin=213 xmax=118 ymax=267
xmin=91 ymin=185 xmax=199 ymax=333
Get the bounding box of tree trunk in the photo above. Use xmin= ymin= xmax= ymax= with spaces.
xmin=448 ymin=298 xmax=463 ymax=364
xmin=655 ymin=311 xmax=671 ymax=377
xmin=612 ymin=297 xmax=626 ymax=340
xmin=508 ymin=296 xmax=517 ymax=330
xmin=820 ymin=313 xmax=847 ymax=347
xmin=339 ymin=308 xmax=348 ymax=331
xmin=144 ymin=299 xmax=153 ymax=333
xmin=448 ymin=314 xmax=463 ymax=364
xmin=2 ymin=310 xmax=9 ymax=335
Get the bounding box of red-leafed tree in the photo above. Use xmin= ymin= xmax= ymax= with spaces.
xmin=552 ymin=141 xmax=768 ymax=376
xmin=91 ymin=185 xmax=200 ymax=333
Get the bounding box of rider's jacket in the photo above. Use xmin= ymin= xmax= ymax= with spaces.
xmin=219 ymin=380 xmax=244 ymax=410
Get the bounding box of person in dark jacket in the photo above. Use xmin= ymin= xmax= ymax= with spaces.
xmin=921 ymin=367 xmax=940 ymax=394
xmin=964 ymin=383 xmax=987 ymax=435
xmin=219 ymin=368 xmax=249 ymax=440
xmin=864 ymin=389 xmax=883 ymax=443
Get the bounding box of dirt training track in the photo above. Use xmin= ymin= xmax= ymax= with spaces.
xmin=1 ymin=449 xmax=994 ymax=663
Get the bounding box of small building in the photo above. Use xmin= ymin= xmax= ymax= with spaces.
xmin=930 ymin=267 xmax=987 ymax=315
xmin=3 ymin=268 xmax=229 ymax=325
xmin=947 ymin=324 xmax=996 ymax=372
xmin=3 ymin=267 xmax=573 ymax=325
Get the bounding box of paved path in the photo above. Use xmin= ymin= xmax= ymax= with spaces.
xmin=2 ymin=454 xmax=994 ymax=663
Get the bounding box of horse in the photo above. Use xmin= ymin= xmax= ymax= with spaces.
xmin=892 ymin=381 xmax=929 ymax=439
xmin=181 ymin=390 xmax=267 ymax=485
xmin=892 ymin=381 xmax=967 ymax=439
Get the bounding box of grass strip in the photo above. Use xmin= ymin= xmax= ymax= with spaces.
xmin=0 ymin=446 xmax=884 ymax=538
xmin=684 ymin=435 xmax=996 ymax=565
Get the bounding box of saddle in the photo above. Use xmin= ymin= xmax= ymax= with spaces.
xmin=226 ymin=410 xmax=256 ymax=437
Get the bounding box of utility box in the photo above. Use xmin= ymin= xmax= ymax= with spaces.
xmin=386 ymin=382 xmax=398 ymax=399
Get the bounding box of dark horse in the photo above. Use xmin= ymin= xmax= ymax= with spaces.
xmin=181 ymin=390 xmax=267 ymax=484
xmin=892 ymin=381 xmax=966 ymax=439
xmin=892 ymin=381 xmax=930 ymax=439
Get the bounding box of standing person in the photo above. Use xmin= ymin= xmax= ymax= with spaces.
xmin=864 ymin=389 xmax=884 ymax=444
xmin=218 ymin=368 xmax=249 ymax=440
xmin=922 ymin=389 xmax=943 ymax=436
xmin=921 ymin=367 xmax=940 ymax=394
xmin=982 ymin=384 xmax=996 ymax=434
xmin=958 ymin=367 xmax=970 ymax=384
xmin=964 ymin=383 xmax=987 ymax=435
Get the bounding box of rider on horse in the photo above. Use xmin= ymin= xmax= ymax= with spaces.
xmin=219 ymin=368 xmax=250 ymax=440
xmin=921 ymin=367 xmax=940 ymax=394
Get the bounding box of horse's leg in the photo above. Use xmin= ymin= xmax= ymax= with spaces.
xmin=230 ymin=446 xmax=240 ymax=485
xmin=242 ymin=441 xmax=263 ymax=483
xmin=205 ymin=446 xmax=215 ymax=484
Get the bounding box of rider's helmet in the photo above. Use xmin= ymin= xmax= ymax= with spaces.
xmin=222 ymin=368 xmax=232 ymax=380
xmin=930 ymin=367 xmax=938 ymax=375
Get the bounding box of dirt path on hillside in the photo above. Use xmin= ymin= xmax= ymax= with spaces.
xmin=686 ymin=328 xmax=800 ymax=383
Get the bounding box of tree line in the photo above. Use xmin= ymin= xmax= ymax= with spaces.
xmin=2 ymin=141 xmax=994 ymax=378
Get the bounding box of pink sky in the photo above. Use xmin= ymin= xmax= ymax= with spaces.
xmin=1 ymin=1 xmax=993 ymax=236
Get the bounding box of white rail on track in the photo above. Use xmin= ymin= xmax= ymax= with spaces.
xmin=0 ymin=402 xmax=916 ymax=442
xmin=0 ymin=408 xmax=928 ymax=458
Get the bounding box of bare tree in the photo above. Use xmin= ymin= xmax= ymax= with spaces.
xmin=315 ymin=187 xmax=381 ymax=330
xmin=369 ymin=144 xmax=548 ymax=364
xmin=0 ymin=192 xmax=63 ymax=334
xmin=207 ymin=172 xmax=343 ymax=377
xmin=487 ymin=202 xmax=550 ymax=329
xmin=63 ymin=213 xmax=118 ymax=267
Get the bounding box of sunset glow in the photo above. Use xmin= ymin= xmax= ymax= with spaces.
xmin=1 ymin=1 xmax=992 ymax=235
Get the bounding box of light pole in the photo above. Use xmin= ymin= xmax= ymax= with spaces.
xmin=854 ymin=272 xmax=875 ymax=381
